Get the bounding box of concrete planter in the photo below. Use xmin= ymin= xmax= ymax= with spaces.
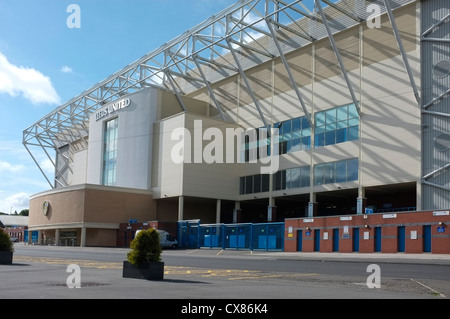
xmin=0 ymin=251 xmax=13 ymax=265
xmin=122 ymin=261 xmax=164 ymax=280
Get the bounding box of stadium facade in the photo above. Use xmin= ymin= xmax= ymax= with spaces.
xmin=23 ymin=0 xmax=450 ymax=249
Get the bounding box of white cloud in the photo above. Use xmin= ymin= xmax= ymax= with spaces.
xmin=0 ymin=51 xmax=61 ymax=105
xmin=0 ymin=192 xmax=29 ymax=214
xmin=40 ymin=158 xmax=54 ymax=174
xmin=0 ymin=160 xmax=25 ymax=173
xmin=61 ymin=65 xmax=73 ymax=73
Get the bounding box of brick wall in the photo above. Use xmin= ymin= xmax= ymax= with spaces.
xmin=285 ymin=211 xmax=450 ymax=254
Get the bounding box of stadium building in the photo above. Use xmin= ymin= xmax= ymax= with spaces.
xmin=24 ymin=0 xmax=450 ymax=251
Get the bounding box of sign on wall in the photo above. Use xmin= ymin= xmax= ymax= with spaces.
xmin=95 ymin=98 xmax=131 ymax=121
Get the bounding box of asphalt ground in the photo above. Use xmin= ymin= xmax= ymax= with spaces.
xmin=1 ymin=244 xmax=449 ymax=303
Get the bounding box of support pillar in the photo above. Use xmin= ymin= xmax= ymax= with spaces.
xmin=55 ymin=229 xmax=60 ymax=246
xmin=216 ymin=199 xmax=221 ymax=224
xmin=268 ymin=197 xmax=276 ymax=222
xmin=308 ymin=202 xmax=317 ymax=217
xmin=178 ymin=195 xmax=184 ymax=221
xmin=308 ymin=193 xmax=317 ymax=217
xmin=233 ymin=201 xmax=241 ymax=224
xmin=37 ymin=230 xmax=43 ymax=245
xmin=80 ymin=227 xmax=86 ymax=247
xmin=357 ymin=187 xmax=367 ymax=215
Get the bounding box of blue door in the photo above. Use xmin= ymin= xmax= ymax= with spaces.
xmin=297 ymin=230 xmax=302 ymax=251
xmin=314 ymin=229 xmax=320 ymax=252
xmin=333 ymin=229 xmax=339 ymax=252
xmin=423 ymin=225 xmax=432 ymax=252
xmin=353 ymin=228 xmax=359 ymax=252
xmin=374 ymin=227 xmax=382 ymax=252
xmin=398 ymin=226 xmax=405 ymax=252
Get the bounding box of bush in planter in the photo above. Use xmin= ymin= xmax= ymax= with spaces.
xmin=123 ymin=228 xmax=164 ymax=280
xmin=127 ymin=228 xmax=162 ymax=264
xmin=0 ymin=229 xmax=14 ymax=265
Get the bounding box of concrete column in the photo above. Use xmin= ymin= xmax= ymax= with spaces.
xmin=233 ymin=201 xmax=241 ymax=223
xmin=178 ymin=195 xmax=184 ymax=221
xmin=357 ymin=187 xmax=366 ymax=215
xmin=416 ymin=181 xmax=422 ymax=211
xmin=55 ymin=229 xmax=61 ymax=246
xmin=80 ymin=227 xmax=86 ymax=247
xmin=308 ymin=193 xmax=317 ymax=217
xmin=37 ymin=230 xmax=43 ymax=245
xmin=268 ymin=197 xmax=276 ymax=222
xmin=216 ymin=199 xmax=221 ymax=224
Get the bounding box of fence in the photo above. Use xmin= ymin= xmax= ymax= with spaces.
xmin=177 ymin=221 xmax=284 ymax=251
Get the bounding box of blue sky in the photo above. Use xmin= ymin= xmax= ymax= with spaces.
xmin=0 ymin=0 xmax=244 ymax=213
xmin=0 ymin=0 xmax=321 ymax=214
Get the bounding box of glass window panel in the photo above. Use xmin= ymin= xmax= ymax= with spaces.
xmin=261 ymin=174 xmax=270 ymax=192
xmin=325 ymin=109 xmax=336 ymax=124
xmin=336 ymin=161 xmax=347 ymax=182
xmin=348 ymin=104 xmax=359 ymax=118
xmin=292 ymin=130 xmax=302 ymax=139
xmin=240 ymin=177 xmax=245 ymax=195
xmin=253 ymin=174 xmax=261 ymax=193
xmin=302 ymin=128 xmax=311 ymax=137
xmin=336 ymin=128 xmax=347 ymax=144
xmin=274 ymin=171 xmax=282 ymax=191
xmin=302 ymin=116 xmax=310 ymax=129
xmin=286 ymin=140 xmax=292 ymax=153
xmin=348 ymin=118 xmax=359 ymax=127
xmin=245 ymin=176 xmax=253 ymax=194
xmin=289 ymin=168 xmax=301 ymax=189
xmin=315 ymin=112 xmax=325 ymax=127
xmin=337 ymin=120 xmax=347 ymax=129
xmin=315 ymin=133 xmax=325 ymax=147
xmin=325 ymin=131 xmax=336 ymax=146
xmin=300 ymin=166 xmax=310 ymax=187
xmin=325 ymin=122 xmax=336 ymax=132
xmin=103 ymin=118 xmax=118 ymax=186
xmin=292 ymin=118 xmax=301 ymax=131
xmin=291 ymin=138 xmax=301 ymax=152
xmin=323 ymin=163 xmax=335 ymax=184
xmin=315 ymin=126 xmax=325 ymax=134
xmin=314 ymin=165 xmax=323 ymax=185
xmin=348 ymin=125 xmax=359 ymax=141
xmin=347 ymin=159 xmax=359 ymax=181
xmin=337 ymin=105 xmax=348 ymax=121
xmin=302 ymin=136 xmax=311 ymax=150
xmin=280 ymin=170 xmax=286 ymax=190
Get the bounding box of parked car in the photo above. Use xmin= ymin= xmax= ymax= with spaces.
xmin=9 ymin=237 xmax=19 ymax=243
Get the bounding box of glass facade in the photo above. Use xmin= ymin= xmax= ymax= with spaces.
xmin=273 ymin=166 xmax=311 ymax=191
xmin=314 ymin=158 xmax=359 ymax=186
xmin=238 ymin=104 xmax=361 ymax=194
xmin=314 ymin=103 xmax=359 ymax=147
xmin=275 ymin=116 xmax=311 ymax=155
xmin=240 ymin=174 xmax=270 ymax=195
xmin=102 ymin=118 xmax=119 ymax=186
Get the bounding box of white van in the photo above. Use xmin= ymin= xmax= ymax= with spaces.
xmin=157 ymin=230 xmax=178 ymax=249
xmin=134 ymin=229 xmax=178 ymax=249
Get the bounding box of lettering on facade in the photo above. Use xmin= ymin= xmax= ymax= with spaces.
xmin=95 ymin=98 xmax=131 ymax=121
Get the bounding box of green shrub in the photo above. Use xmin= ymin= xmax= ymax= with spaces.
xmin=0 ymin=229 xmax=13 ymax=252
xmin=127 ymin=228 xmax=161 ymax=265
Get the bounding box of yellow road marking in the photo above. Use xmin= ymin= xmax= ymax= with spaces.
xmin=14 ymin=256 xmax=319 ymax=281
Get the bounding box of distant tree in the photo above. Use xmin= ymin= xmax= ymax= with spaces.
xmin=19 ymin=209 xmax=29 ymax=216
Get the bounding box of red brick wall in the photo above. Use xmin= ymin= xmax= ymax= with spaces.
xmin=116 ymin=221 xmax=177 ymax=247
xmin=285 ymin=211 xmax=450 ymax=254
